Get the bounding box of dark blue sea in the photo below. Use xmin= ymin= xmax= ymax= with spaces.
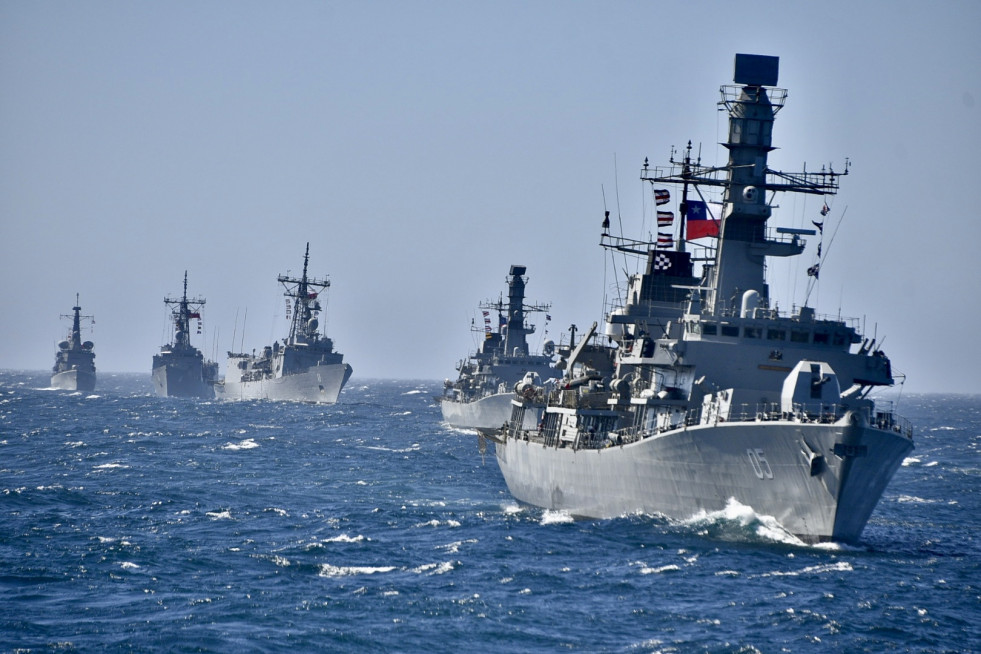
xmin=1 ymin=370 xmax=978 ymax=652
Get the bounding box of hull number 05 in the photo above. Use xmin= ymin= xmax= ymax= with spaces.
xmin=747 ymin=449 xmax=773 ymax=480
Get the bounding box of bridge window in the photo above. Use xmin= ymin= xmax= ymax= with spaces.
xmin=790 ymin=330 xmax=810 ymax=343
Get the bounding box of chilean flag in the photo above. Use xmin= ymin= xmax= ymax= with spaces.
xmin=686 ymin=200 xmax=721 ymax=239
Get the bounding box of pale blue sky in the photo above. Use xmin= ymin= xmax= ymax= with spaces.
xmin=2 ymin=1 xmax=979 ymax=393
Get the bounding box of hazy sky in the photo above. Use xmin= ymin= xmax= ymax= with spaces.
xmin=2 ymin=1 xmax=979 ymax=393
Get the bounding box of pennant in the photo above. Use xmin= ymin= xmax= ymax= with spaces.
xmin=816 ymin=243 xmax=822 ymax=258
xmin=546 ymin=314 xmax=551 ymax=321
xmin=657 ymin=232 xmax=673 ymax=247
xmin=807 ymin=264 xmax=820 ymax=278
xmin=499 ymin=314 xmax=507 ymax=328
xmin=686 ymin=200 xmax=721 ymax=239
xmin=657 ymin=211 xmax=674 ymax=226
xmin=654 ymin=189 xmax=670 ymax=205
xmin=188 ymin=312 xmax=201 ymax=319
xmin=812 ymin=220 xmax=824 ymax=233
xmin=820 ymin=202 xmax=830 ymax=216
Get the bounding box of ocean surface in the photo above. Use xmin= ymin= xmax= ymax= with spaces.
xmin=1 ymin=370 xmax=978 ymax=653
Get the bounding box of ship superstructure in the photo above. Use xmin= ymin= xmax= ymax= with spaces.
xmin=51 ymin=295 xmax=96 ymax=392
xmin=220 ymin=243 xmax=352 ymax=403
xmin=439 ymin=265 xmax=559 ymax=430
xmin=152 ymin=272 xmax=219 ymax=398
xmin=486 ymin=54 xmax=913 ymax=544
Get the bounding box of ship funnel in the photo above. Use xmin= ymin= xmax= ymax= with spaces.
xmin=741 ymin=290 xmax=760 ymax=318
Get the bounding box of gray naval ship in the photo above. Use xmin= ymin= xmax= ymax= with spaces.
xmin=219 ymin=243 xmax=352 ymax=403
xmin=152 ymin=272 xmax=219 ymax=398
xmin=51 ymin=295 xmax=96 ymax=392
xmin=484 ymin=54 xmax=914 ymax=544
xmin=439 ymin=265 xmax=558 ymax=430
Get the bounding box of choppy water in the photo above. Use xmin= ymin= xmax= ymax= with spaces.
xmin=1 ymin=370 xmax=978 ymax=652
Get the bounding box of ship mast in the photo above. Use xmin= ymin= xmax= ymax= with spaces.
xmin=279 ymin=242 xmax=331 ymax=345
xmin=60 ymin=293 xmax=93 ymax=349
xmin=163 ymin=271 xmax=206 ymax=350
xmin=641 ymin=54 xmax=846 ymax=314
xmin=479 ymin=265 xmax=550 ymax=357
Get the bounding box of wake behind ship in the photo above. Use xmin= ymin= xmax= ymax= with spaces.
xmin=51 ymin=294 xmax=96 ymax=392
xmin=485 ymin=54 xmax=913 ymax=544
xmin=219 ymin=243 xmax=352 ymax=403
xmin=152 ymin=272 xmax=219 ymax=398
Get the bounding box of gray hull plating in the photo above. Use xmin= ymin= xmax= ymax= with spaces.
xmin=50 ymin=369 xmax=96 ymax=393
xmin=441 ymin=393 xmax=541 ymax=431
xmin=152 ymin=357 xmax=215 ymax=399
xmin=220 ymin=362 xmax=352 ymax=403
xmin=495 ymin=420 xmax=913 ymax=543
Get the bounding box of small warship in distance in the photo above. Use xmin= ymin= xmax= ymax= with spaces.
xmin=484 ymin=54 xmax=913 ymax=544
xmin=220 ymin=243 xmax=352 ymax=403
xmin=152 ymin=272 xmax=219 ymax=398
xmin=51 ymin=295 xmax=96 ymax=392
xmin=440 ymin=265 xmax=559 ymax=431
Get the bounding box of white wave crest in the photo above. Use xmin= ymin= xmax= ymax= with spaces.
xmin=223 ymin=438 xmax=259 ymax=450
xmin=762 ymin=561 xmax=853 ymax=577
xmin=323 ymin=533 xmax=367 ymax=544
xmin=206 ymin=509 xmax=232 ymax=520
xmin=436 ymin=539 xmax=478 ymax=553
xmin=540 ymin=510 xmax=574 ymax=525
xmin=412 ymin=561 xmax=455 ymax=575
xmin=639 ymin=564 xmax=681 ymax=575
xmin=897 ymin=495 xmax=941 ymax=504
xmin=414 ymin=519 xmax=461 ymax=528
xmin=318 ymin=563 xmax=395 ymax=577
xmin=684 ymin=498 xmax=805 ymax=546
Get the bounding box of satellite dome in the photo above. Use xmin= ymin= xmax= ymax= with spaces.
xmin=58 ymin=340 xmax=70 ymax=350
xmin=742 ymin=186 xmax=758 ymax=202
xmin=82 ymin=341 xmax=94 ymax=350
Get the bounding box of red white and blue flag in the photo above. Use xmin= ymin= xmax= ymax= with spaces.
xmin=654 ymin=189 xmax=670 ymax=205
xmin=685 ymin=200 xmax=721 ymax=240
xmin=657 ymin=211 xmax=673 ymax=227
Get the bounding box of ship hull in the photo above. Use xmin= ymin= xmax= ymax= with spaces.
xmin=441 ymin=393 xmax=542 ymax=431
xmin=152 ymin=361 xmax=215 ymax=399
xmin=495 ymin=420 xmax=913 ymax=543
xmin=50 ymin=369 xmax=96 ymax=392
xmin=220 ymin=363 xmax=352 ymax=403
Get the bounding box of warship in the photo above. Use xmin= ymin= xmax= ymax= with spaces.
xmin=483 ymin=54 xmax=913 ymax=544
xmin=152 ymin=272 xmax=219 ymax=398
xmin=439 ymin=265 xmax=559 ymax=430
xmin=219 ymin=243 xmax=352 ymax=403
xmin=51 ymin=295 xmax=96 ymax=392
